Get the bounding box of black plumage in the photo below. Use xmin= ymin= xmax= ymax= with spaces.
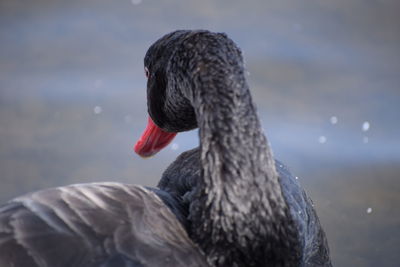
xmin=144 ymin=30 xmax=332 ymax=266
xmin=160 ymin=148 xmax=331 ymax=266
xmin=0 ymin=29 xmax=331 ymax=267
xmin=0 ymin=183 xmax=208 ymax=267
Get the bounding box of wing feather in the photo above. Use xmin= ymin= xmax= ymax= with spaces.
xmin=0 ymin=183 xmax=209 ymax=267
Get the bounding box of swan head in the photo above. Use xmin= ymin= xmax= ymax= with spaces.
xmin=134 ymin=30 xmax=198 ymax=157
xmin=135 ymin=30 xmax=227 ymax=157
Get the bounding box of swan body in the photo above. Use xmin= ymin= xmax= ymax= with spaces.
xmin=0 ymin=29 xmax=331 ymax=267
xmin=160 ymin=148 xmax=331 ymax=266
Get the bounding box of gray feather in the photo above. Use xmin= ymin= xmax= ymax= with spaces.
xmin=0 ymin=183 xmax=209 ymax=267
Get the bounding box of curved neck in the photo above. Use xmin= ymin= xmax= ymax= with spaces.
xmin=195 ymin=67 xmax=286 ymax=220
xmin=188 ymin=63 xmax=301 ymax=266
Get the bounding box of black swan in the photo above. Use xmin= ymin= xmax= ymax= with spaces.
xmin=0 ymin=29 xmax=332 ymax=267
xmin=134 ymin=30 xmax=332 ymax=266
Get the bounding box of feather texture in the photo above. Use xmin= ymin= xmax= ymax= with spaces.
xmin=0 ymin=183 xmax=208 ymax=267
xmin=160 ymin=149 xmax=331 ymax=267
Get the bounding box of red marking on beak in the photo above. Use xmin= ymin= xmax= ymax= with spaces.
xmin=134 ymin=117 xmax=177 ymax=158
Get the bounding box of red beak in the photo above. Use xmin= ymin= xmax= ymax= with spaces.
xmin=134 ymin=117 xmax=177 ymax=158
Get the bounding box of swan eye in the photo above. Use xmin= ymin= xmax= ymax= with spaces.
xmin=145 ymin=67 xmax=150 ymax=78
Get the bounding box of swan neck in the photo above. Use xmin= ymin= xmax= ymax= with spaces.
xmin=193 ymin=70 xmax=286 ymax=216
xmin=189 ymin=66 xmax=298 ymax=265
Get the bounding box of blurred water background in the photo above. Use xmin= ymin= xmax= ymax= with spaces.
xmin=0 ymin=0 xmax=399 ymax=266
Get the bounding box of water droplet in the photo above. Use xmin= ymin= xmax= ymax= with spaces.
xmin=363 ymin=136 xmax=369 ymax=143
xmin=94 ymin=79 xmax=103 ymax=88
xmin=318 ymin=136 xmax=327 ymax=144
xmin=93 ymin=106 xmax=102 ymax=114
xmin=330 ymin=116 xmax=338 ymax=125
xmin=366 ymin=207 xmax=372 ymax=214
xmin=171 ymin=143 xmax=179 ymax=151
xmin=124 ymin=115 xmax=132 ymax=124
xmin=131 ymin=0 xmax=142 ymax=5
xmin=362 ymin=121 xmax=370 ymax=132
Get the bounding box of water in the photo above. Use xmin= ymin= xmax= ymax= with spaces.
xmin=1 ymin=0 xmax=399 ymax=266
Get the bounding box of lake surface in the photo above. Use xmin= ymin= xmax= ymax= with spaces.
xmin=1 ymin=0 xmax=399 ymax=266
